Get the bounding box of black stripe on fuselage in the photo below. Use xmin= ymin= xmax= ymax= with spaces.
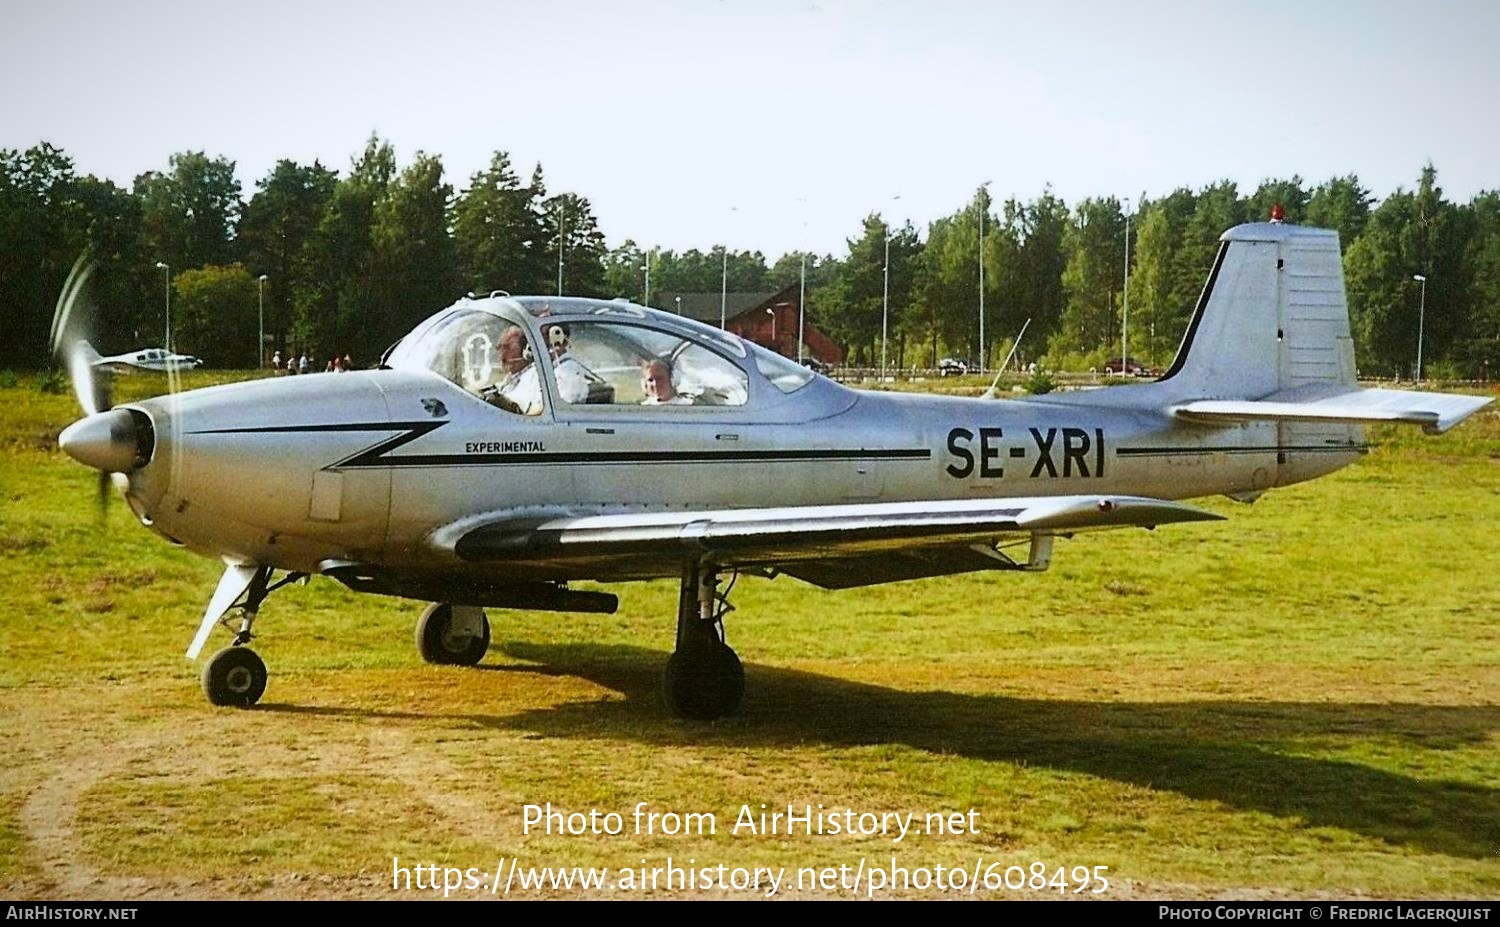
xmin=1115 ymin=444 xmax=1368 ymax=457
xmin=187 ymin=421 xmax=931 ymax=470
xmin=345 ymin=447 xmax=934 ymax=470
xmin=190 ymin=422 xmax=447 ymax=435
xmin=189 ymin=421 xmax=449 ymax=470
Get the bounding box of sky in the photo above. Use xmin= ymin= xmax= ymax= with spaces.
xmin=3 ymin=0 xmax=1497 ymax=259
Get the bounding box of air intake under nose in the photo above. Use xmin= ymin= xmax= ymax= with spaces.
xmin=58 ymin=407 xmax=155 ymax=474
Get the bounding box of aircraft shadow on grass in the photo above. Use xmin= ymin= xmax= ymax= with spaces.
xmin=261 ymin=641 xmax=1498 ymax=860
xmin=452 ymin=641 xmax=1496 ymax=862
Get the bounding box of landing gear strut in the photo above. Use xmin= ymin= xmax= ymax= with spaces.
xmin=202 ymin=565 xmax=273 ymax=707
xmin=663 ymin=561 xmax=743 ymax=720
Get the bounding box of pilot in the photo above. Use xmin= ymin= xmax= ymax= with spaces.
xmin=483 ymin=326 xmax=543 ymax=415
xmin=641 ymin=358 xmax=692 ymax=405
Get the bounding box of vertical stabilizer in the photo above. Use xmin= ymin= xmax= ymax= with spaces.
xmin=1162 ymin=223 xmax=1356 ymax=400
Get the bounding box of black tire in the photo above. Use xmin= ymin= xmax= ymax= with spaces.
xmin=664 ymin=637 xmax=744 ymax=721
xmin=202 ymin=646 xmax=268 ymax=708
xmin=415 ymin=603 xmax=490 ymax=666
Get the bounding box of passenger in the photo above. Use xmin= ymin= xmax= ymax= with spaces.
xmin=544 ymin=323 xmax=593 ymax=404
xmin=641 ymin=358 xmax=692 ymax=405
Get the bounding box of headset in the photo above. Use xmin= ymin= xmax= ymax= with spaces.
xmin=519 ymin=323 xmax=571 ymax=363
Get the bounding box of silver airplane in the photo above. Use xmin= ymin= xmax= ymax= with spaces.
xmin=90 ymin=345 xmax=205 ymax=373
xmin=54 ymin=221 xmax=1491 ymax=719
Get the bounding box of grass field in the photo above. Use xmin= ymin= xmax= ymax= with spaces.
xmin=1 ymin=372 xmax=1496 ymax=900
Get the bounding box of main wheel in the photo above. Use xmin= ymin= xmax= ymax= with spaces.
xmin=202 ymin=646 xmax=268 ymax=708
xmin=664 ymin=636 xmax=744 ymax=721
xmin=415 ymin=603 xmax=490 ymax=666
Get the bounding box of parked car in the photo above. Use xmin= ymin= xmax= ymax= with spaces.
xmin=937 ymin=357 xmax=969 ymax=377
xmin=1103 ymin=356 xmax=1151 ymax=377
xmin=801 ymin=357 xmax=828 ymax=374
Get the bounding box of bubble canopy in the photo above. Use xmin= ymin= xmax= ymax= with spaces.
xmin=385 ymin=301 xmax=535 ymax=396
xmin=384 ymin=296 xmax=814 ymax=410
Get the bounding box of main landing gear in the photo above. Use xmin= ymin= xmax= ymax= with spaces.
xmin=193 ymin=562 xmax=739 ymax=719
xmin=663 ymin=561 xmax=743 ymax=721
xmin=414 ymin=603 xmax=491 ymax=666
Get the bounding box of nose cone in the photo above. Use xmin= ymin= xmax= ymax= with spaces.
xmin=59 ymin=408 xmax=152 ymax=473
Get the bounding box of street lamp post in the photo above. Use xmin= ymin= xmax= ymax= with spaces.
xmin=1122 ymin=197 xmax=1132 ymax=373
xmin=674 ymin=295 xmax=682 ymax=316
xmin=556 ymin=200 xmax=566 ymax=296
xmin=881 ymin=194 xmax=900 ymax=380
xmin=882 ymin=221 xmax=890 ymax=379
xmin=258 ymin=274 xmax=268 ymax=368
xmin=154 ymin=262 xmax=170 ymax=349
xmin=796 ymin=200 xmax=809 ymax=365
xmin=978 ymin=181 xmax=990 ymax=373
xmin=641 ymin=251 xmax=652 ymax=308
xmin=720 ymin=205 xmax=738 ymax=330
xmin=797 ymin=251 xmax=807 ymax=364
xmin=766 ymin=307 xmax=776 ymax=345
xmin=1413 ymin=274 xmax=1427 ymax=382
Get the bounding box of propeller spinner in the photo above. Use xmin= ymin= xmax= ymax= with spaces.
xmin=50 ymin=253 xmax=156 ymax=510
xmin=58 ymin=407 xmax=154 ymax=474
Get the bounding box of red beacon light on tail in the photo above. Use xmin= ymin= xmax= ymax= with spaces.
xmin=1270 ymin=203 xmax=1285 ymax=223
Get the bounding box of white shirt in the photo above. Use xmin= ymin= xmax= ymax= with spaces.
xmin=553 ymin=354 xmax=592 ymax=404
xmin=492 ymin=354 xmax=591 ymax=411
xmin=495 ymin=364 xmax=542 ymax=415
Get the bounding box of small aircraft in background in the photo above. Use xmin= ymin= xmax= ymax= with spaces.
xmin=90 ymin=346 xmax=204 ymax=373
xmin=51 ymin=220 xmax=1491 ymax=720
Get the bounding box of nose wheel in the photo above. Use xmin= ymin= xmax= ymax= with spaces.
xmin=664 ymin=562 xmax=744 ymax=720
xmin=202 ymin=645 xmax=268 ymax=707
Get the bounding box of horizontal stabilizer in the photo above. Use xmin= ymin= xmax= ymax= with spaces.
xmin=1174 ymin=385 xmax=1492 ymax=435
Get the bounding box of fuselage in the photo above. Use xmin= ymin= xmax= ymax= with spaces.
xmin=116 ymin=362 xmax=1363 ymax=585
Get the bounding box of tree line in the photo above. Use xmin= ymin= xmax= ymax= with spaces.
xmin=3 ymin=136 xmax=1495 ymax=378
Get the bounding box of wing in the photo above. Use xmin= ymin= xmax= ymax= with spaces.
xmin=442 ymin=495 xmax=1223 ymax=586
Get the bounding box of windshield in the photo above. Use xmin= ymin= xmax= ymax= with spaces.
xmin=384 ymin=305 xmax=543 ymax=415
xmin=746 ymin=341 xmax=815 ymax=393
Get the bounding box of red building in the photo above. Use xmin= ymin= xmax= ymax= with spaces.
xmin=655 ymin=283 xmax=844 ymax=366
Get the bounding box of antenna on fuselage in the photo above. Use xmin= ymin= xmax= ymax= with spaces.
xmin=980 ymin=317 xmax=1031 ymax=400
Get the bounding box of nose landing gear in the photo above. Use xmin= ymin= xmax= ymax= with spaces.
xmin=199 ymin=565 xmax=280 ymax=708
